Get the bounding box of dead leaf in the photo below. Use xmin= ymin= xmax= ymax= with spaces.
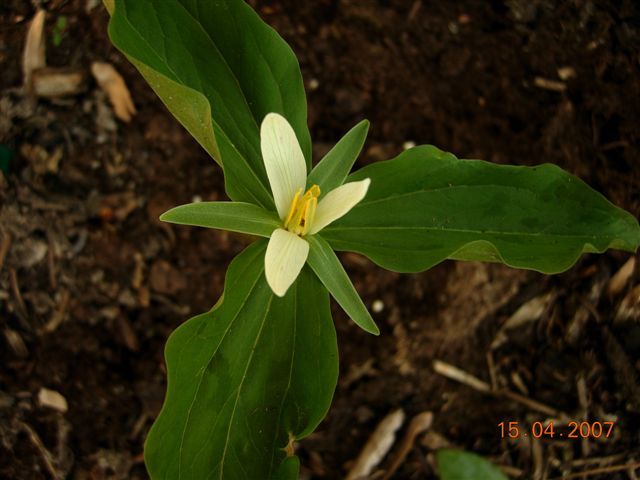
xmin=23 ymin=10 xmax=47 ymax=90
xmin=91 ymin=62 xmax=136 ymax=122
xmin=345 ymin=409 xmax=405 ymax=480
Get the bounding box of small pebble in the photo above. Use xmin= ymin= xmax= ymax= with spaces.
xmin=402 ymin=141 xmax=416 ymax=150
xmin=557 ymin=66 xmax=576 ymax=81
xmin=191 ymin=195 xmax=203 ymax=203
xmin=308 ymin=78 xmax=320 ymax=91
xmin=372 ymin=299 xmax=384 ymax=313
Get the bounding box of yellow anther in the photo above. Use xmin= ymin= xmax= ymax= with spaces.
xmin=284 ymin=184 xmax=321 ymax=236
xmin=284 ymin=188 xmax=303 ymax=227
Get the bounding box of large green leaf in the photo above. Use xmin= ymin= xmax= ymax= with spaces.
xmin=108 ymin=0 xmax=311 ymax=207
xmin=437 ymin=449 xmax=508 ymax=480
xmin=322 ymin=146 xmax=640 ymax=273
xmin=160 ymin=201 xmax=279 ymax=238
xmin=145 ymin=241 xmax=338 ymax=479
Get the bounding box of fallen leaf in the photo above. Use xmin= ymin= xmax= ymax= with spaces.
xmin=91 ymin=62 xmax=136 ymax=122
xmin=345 ymin=409 xmax=405 ymax=480
xmin=23 ymin=10 xmax=46 ymax=89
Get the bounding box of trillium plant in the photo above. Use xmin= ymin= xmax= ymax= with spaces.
xmin=106 ymin=0 xmax=640 ymax=478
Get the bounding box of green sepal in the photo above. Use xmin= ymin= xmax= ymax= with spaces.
xmin=160 ymin=201 xmax=280 ymax=238
xmin=307 ymin=235 xmax=379 ymax=335
xmin=308 ymin=119 xmax=369 ymax=193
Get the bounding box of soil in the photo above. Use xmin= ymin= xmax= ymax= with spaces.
xmin=1 ymin=0 xmax=639 ymax=479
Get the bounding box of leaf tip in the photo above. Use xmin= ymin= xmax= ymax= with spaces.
xmin=158 ymin=208 xmax=175 ymax=223
xmin=366 ymin=322 xmax=381 ymax=336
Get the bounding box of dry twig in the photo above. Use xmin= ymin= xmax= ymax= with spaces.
xmin=382 ymin=411 xmax=433 ymax=480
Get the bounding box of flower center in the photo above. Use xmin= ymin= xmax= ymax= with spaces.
xmin=284 ymin=184 xmax=320 ymax=236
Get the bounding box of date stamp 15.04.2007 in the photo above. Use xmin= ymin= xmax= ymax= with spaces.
xmin=498 ymin=421 xmax=615 ymax=439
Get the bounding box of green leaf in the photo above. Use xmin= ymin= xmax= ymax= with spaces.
xmin=160 ymin=201 xmax=280 ymax=238
xmin=144 ymin=241 xmax=338 ymax=479
xmin=307 ymin=235 xmax=379 ymax=335
xmin=437 ymin=449 xmax=508 ymax=480
xmin=323 ymin=145 xmax=640 ymax=274
xmin=108 ymin=0 xmax=311 ymax=207
xmin=308 ymin=119 xmax=369 ymax=192
xmin=272 ymin=457 xmax=300 ymax=480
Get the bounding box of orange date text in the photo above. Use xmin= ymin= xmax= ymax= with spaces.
xmin=498 ymin=421 xmax=614 ymax=439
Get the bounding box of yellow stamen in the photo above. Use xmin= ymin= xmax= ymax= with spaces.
xmin=284 ymin=184 xmax=320 ymax=236
xmin=284 ymin=188 xmax=303 ymax=227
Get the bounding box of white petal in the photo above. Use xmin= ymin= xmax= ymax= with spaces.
xmin=261 ymin=113 xmax=307 ymax=219
xmin=309 ymin=179 xmax=371 ymax=235
xmin=265 ymin=228 xmax=309 ymax=297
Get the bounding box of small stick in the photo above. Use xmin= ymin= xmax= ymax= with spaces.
xmin=9 ymin=268 xmax=30 ymax=326
xmin=0 ymin=231 xmax=11 ymax=273
xmin=486 ymin=351 xmax=499 ymax=391
xmin=16 ymin=420 xmax=60 ymax=479
xmin=382 ymin=411 xmax=433 ymax=480
xmin=531 ymin=436 xmax=544 ymax=480
xmin=534 ymin=77 xmax=567 ymax=92
xmin=551 ymin=462 xmax=640 ymax=479
xmin=433 ymin=360 xmax=491 ymax=393
xmin=42 ymin=289 xmax=70 ymax=334
xmin=434 ymin=359 xmax=561 ymax=417
xmin=47 ymin=233 xmax=57 ymax=290
xmin=499 ymin=389 xmax=560 ymax=417
xmin=569 ymin=454 xmax=625 ymax=467
xmin=500 ymin=465 xmax=525 ymax=477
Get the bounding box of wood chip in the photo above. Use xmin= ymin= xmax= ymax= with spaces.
xmin=421 ymin=430 xmax=452 ymax=450
xmin=117 ymin=316 xmax=140 ymax=352
xmin=31 ymin=68 xmax=85 ymax=98
xmin=607 ymin=257 xmax=635 ymax=298
xmin=38 ymin=387 xmax=68 ymax=413
xmin=534 ymin=77 xmax=567 ymax=92
xmin=91 ymin=62 xmax=136 ymax=122
xmin=502 ymin=293 xmax=553 ymax=331
xmin=345 ymin=409 xmax=405 ymax=480
xmin=614 ymin=284 xmax=640 ymax=323
xmin=23 ymin=10 xmax=47 ymax=89
xmin=3 ymin=328 xmax=28 ymax=358
xmin=557 ymin=66 xmax=576 ymax=81
xmin=0 ymin=231 xmax=12 ymax=273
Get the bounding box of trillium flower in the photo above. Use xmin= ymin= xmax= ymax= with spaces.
xmin=261 ymin=113 xmax=370 ymax=297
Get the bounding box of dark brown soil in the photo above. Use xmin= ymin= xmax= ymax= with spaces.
xmin=1 ymin=1 xmax=639 ymax=479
